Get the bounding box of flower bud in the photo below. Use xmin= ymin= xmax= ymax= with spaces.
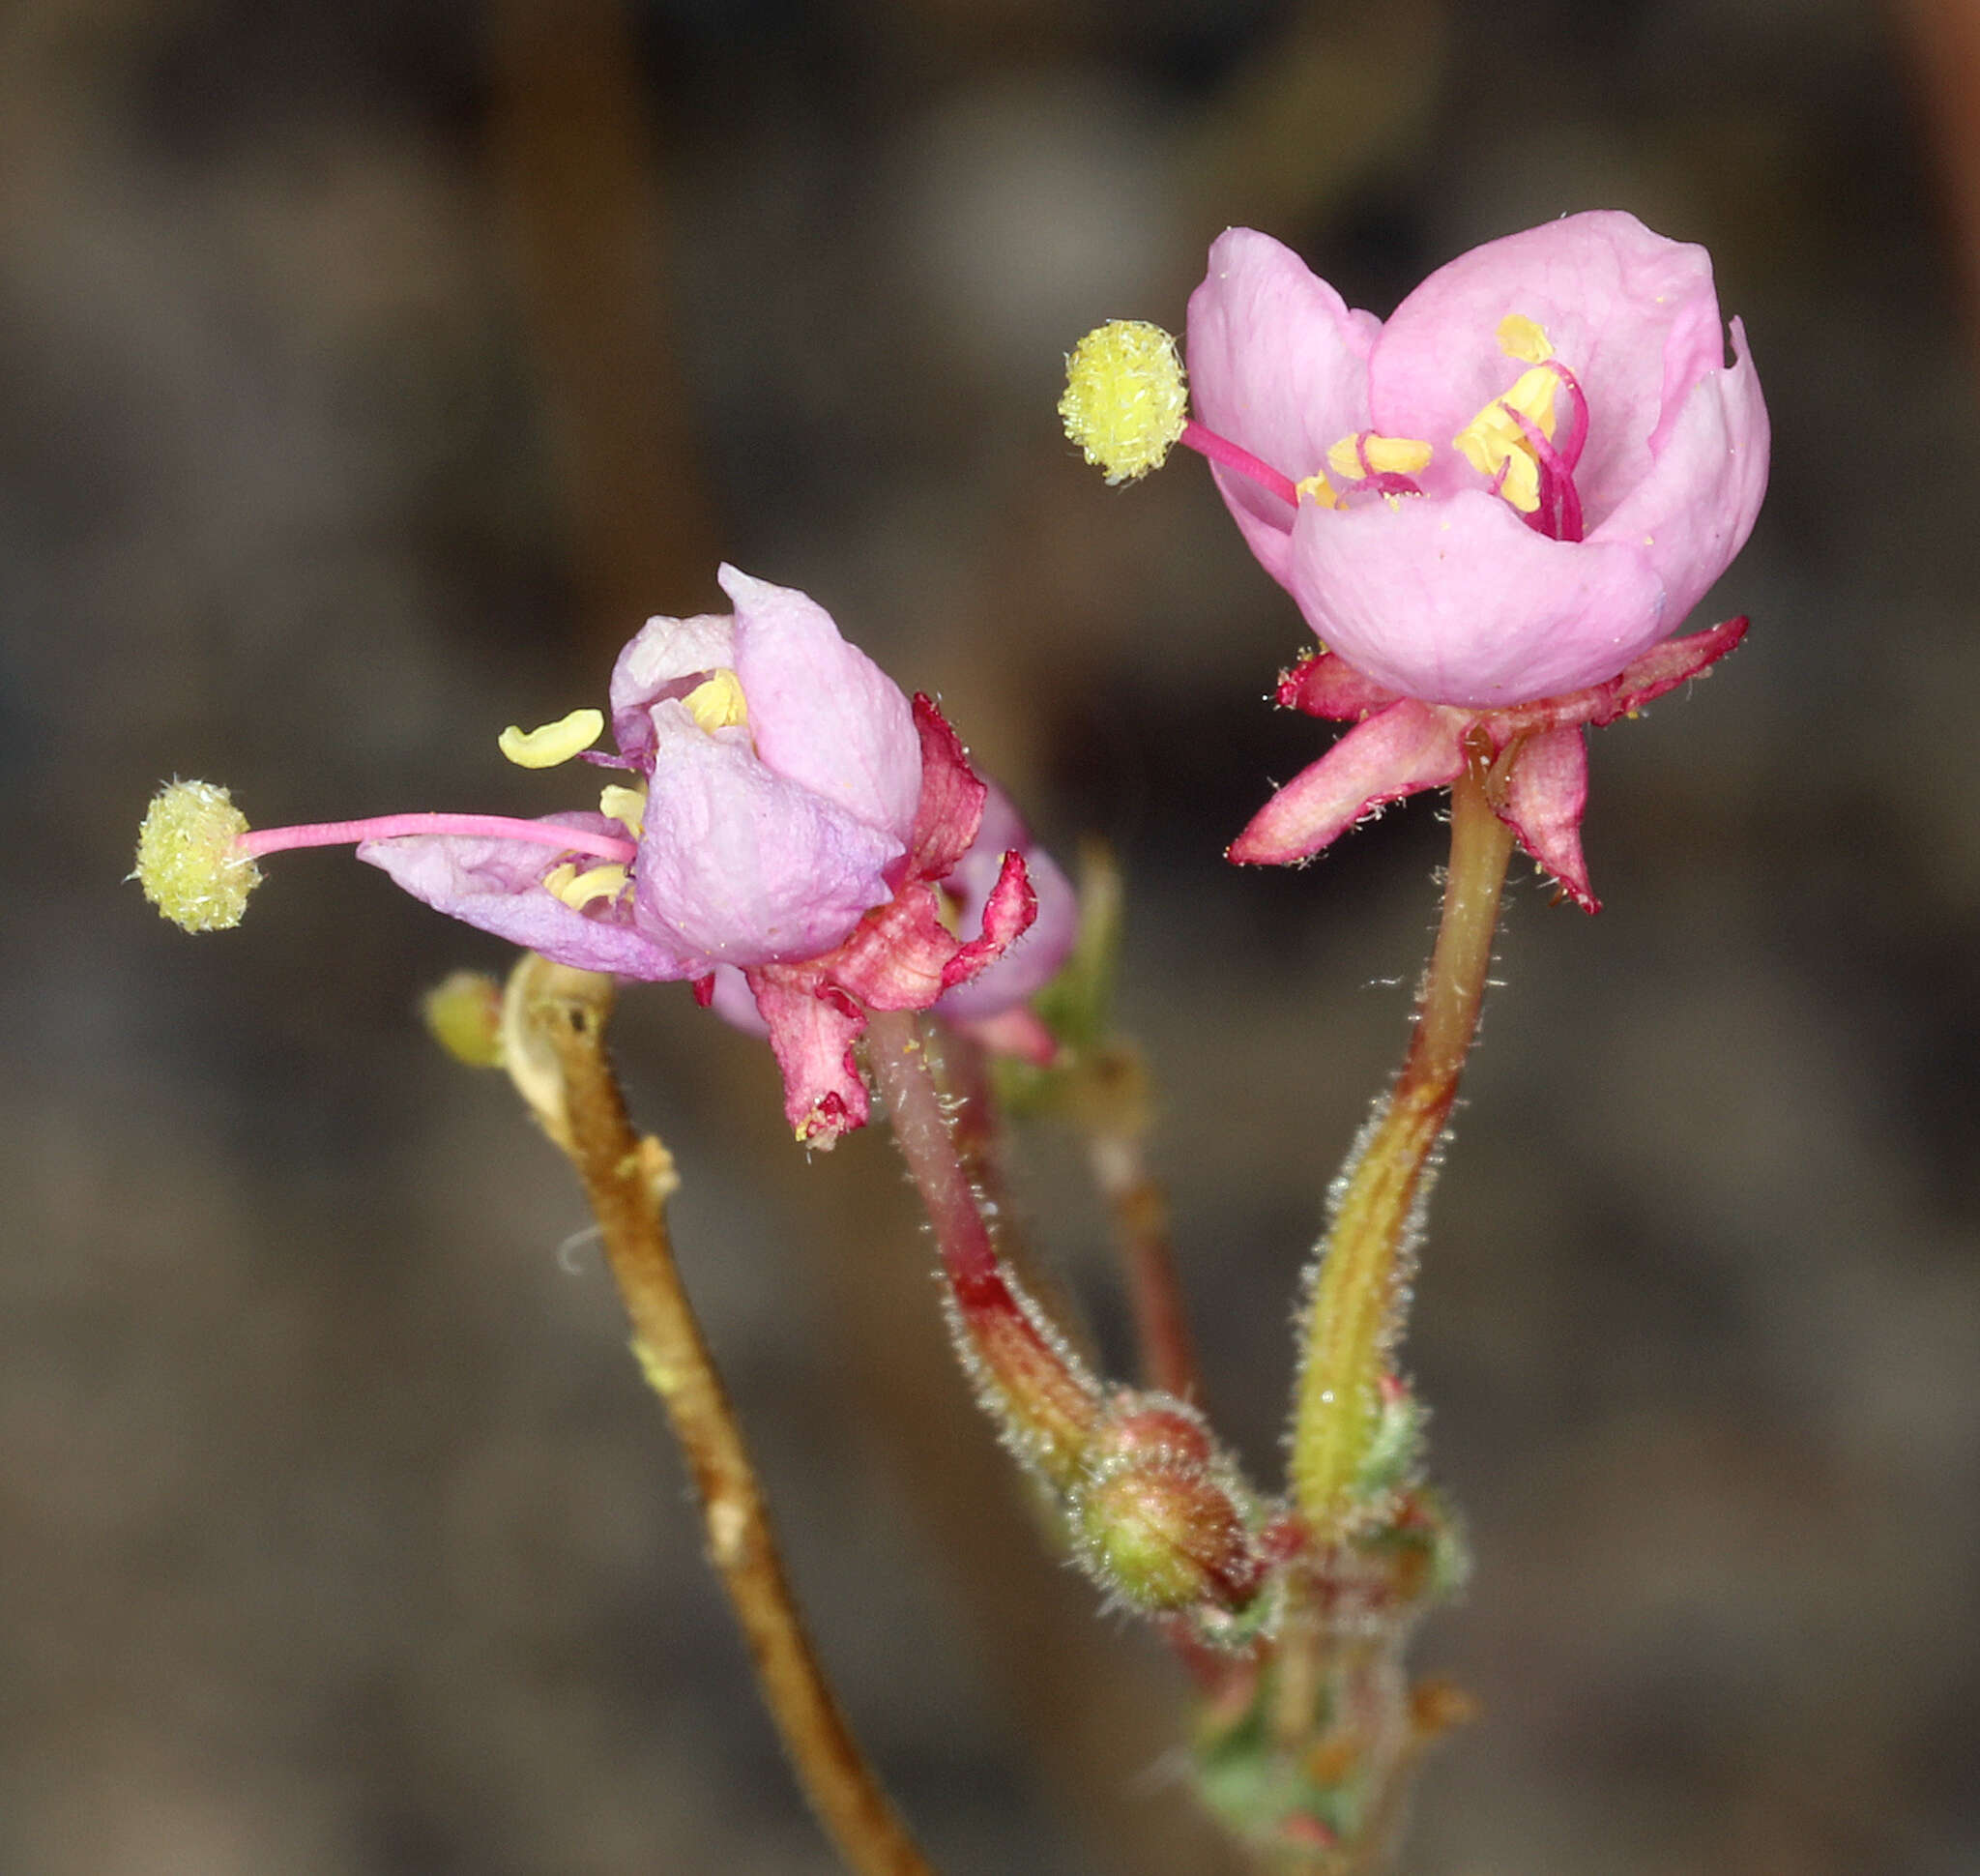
xmin=422 ymin=970 xmax=507 ymax=1069
xmin=1071 ymin=1392 xmax=1264 ymax=1616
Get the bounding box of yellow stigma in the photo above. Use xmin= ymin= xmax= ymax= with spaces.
xmin=683 ymin=669 xmax=748 ymax=733
xmin=133 ymin=779 xmax=262 ymax=932
xmin=597 ymin=781 xmax=647 ymax=835
xmin=1059 ymin=319 xmax=1189 ymax=484
xmin=1497 ymin=312 xmax=1554 ymax=364
xmin=1296 ymin=472 xmax=1341 ymax=510
xmin=1325 ymin=431 xmax=1435 ymax=480
xmin=1452 ymin=327 xmax=1564 ymax=516
xmin=543 ymin=862 xmax=629 ymax=911
xmin=498 ymin=707 xmax=604 ymax=769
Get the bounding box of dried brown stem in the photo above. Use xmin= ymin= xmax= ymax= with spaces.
xmin=511 ymin=958 xmax=938 ymax=1876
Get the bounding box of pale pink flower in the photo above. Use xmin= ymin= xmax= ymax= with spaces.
xmin=1187 ymin=212 xmax=1767 ymax=707
xmin=141 ymin=567 xmax=1066 ymax=1145
xmin=1177 ymin=214 xmax=1766 ymax=899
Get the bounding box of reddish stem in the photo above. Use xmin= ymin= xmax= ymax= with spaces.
xmin=864 ymin=1009 xmax=1103 ymax=1487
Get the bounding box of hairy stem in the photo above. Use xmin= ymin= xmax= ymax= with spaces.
xmin=515 ymin=960 xmax=937 ymax=1876
xmin=1088 ymin=1115 xmax=1203 ymax=1403
xmin=865 ymin=1008 xmax=1103 ymax=1489
xmin=1290 ymin=748 xmax=1515 ymax=1533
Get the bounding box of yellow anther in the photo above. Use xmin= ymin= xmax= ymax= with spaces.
xmin=1498 ymin=365 xmax=1562 ymax=436
xmin=683 ymin=668 xmax=748 ymax=733
xmin=1059 ymin=319 xmax=1189 ymax=484
xmin=597 ymin=782 xmax=647 ymax=835
xmin=1296 ymin=472 xmax=1341 ymax=510
xmin=543 ymin=862 xmax=628 ymax=910
xmin=1453 ymin=363 xmax=1561 ymax=515
xmin=1498 ymin=312 xmax=1554 ymax=364
xmin=133 ymin=779 xmax=262 ymax=931
xmin=498 ymin=707 xmax=604 ymax=769
xmin=1324 ymin=431 xmax=1434 ymax=480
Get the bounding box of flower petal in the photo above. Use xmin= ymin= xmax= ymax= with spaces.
xmin=357 ymin=813 xmax=691 ymax=979
xmin=608 ymin=612 xmax=737 ymax=759
xmin=746 ymin=966 xmax=869 ymax=1147
xmin=1186 ymin=228 xmax=1377 ymax=590
xmin=1228 ymin=700 xmax=1465 ymax=865
xmin=635 ymin=705 xmax=905 ymax=967
xmin=1499 ymin=724 xmax=1597 ymax=913
xmin=1370 ymin=211 xmax=1723 ymax=517
xmin=1593 ymin=319 xmax=1768 ymax=629
xmin=1288 ymin=488 xmax=1669 ymax=705
xmin=723 ymin=566 xmax=921 ymax=842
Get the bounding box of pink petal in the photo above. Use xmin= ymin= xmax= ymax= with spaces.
xmin=358 ymin=812 xmax=692 ymax=980
xmin=723 ymin=566 xmax=921 ymax=843
xmin=904 ymin=694 xmax=989 ymax=881
xmin=1288 ymin=488 xmax=1668 ymax=706
xmin=705 ymin=963 xmax=769 ymax=1036
xmin=1369 ymin=212 xmax=1722 ymax=517
xmin=748 ymin=966 xmax=870 ymax=1147
xmin=955 ymin=1006 xmax=1058 ymax=1066
xmin=634 ymin=705 xmax=904 ymax=967
xmin=1498 ymin=724 xmax=1597 ymax=913
xmin=1185 ymin=228 xmax=1377 ymax=590
xmin=1592 ymin=319 xmax=1768 ymax=628
xmin=1227 ymin=699 xmax=1465 ymax=865
xmin=1276 ymin=648 xmax=1403 ymax=720
xmin=608 ymin=612 xmax=737 ymax=758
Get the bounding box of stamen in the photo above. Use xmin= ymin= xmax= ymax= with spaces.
xmin=543 ymin=862 xmax=629 ymax=910
xmin=1325 ymin=432 xmax=1433 ymax=480
xmin=1500 ymin=404 xmax=1585 ymax=542
xmin=499 ymin=708 xmax=604 ymax=769
xmin=683 ymin=670 xmax=748 ymax=733
xmin=1497 ymin=313 xmax=1553 ymax=364
xmin=598 ymin=782 xmax=647 ymax=835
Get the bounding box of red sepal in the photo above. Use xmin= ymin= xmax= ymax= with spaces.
xmin=1237 ymin=619 xmax=1749 ymax=910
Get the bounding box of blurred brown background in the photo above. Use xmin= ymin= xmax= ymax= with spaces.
xmin=4 ymin=0 xmax=1976 ymax=1870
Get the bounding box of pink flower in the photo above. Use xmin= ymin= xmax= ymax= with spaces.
xmin=1186 ymin=212 xmax=1767 ymax=708
xmin=1166 ymin=214 xmax=1767 ymax=903
xmin=261 ymin=566 xmax=1054 ymax=1145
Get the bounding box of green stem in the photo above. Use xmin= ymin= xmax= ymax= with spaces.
xmin=1290 ymin=748 xmax=1515 ymax=1534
